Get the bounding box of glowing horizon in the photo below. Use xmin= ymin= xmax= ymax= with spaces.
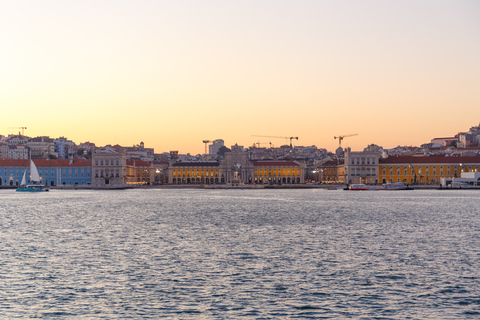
xmin=1 ymin=0 xmax=479 ymax=155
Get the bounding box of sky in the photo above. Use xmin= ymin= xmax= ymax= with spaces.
xmin=1 ymin=0 xmax=479 ymax=154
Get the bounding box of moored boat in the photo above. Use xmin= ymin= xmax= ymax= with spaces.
xmin=348 ymin=184 xmax=383 ymax=191
xmin=348 ymin=182 xmax=407 ymax=191
xmin=16 ymin=159 xmax=50 ymax=192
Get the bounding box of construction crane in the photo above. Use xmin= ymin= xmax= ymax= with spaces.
xmin=8 ymin=127 xmax=27 ymax=135
xmin=252 ymin=135 xmax=298 ymax=149
xmin=202 ymin=140 xmax=211 ymax=155
xmin=334 ymin=134 xmax=358 ymax=149
xmin=252 ymin=141 xmax=272 ymax=148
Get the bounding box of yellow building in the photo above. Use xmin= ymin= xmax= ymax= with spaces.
xmin=379 ymin=155 xmax=480 ymax=185
xmin=170 ymin=162 xmax=221 ymax=184
xmin=318 ymin=160 xmax=344 ymax=183
xmin=253 ymin=161 xmax=304 ymax=184
xmin=126 ymin=160 xmax=156 ymax=185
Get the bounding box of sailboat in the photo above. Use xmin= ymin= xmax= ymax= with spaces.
xmin=16 ymin=159 xmax=50 ymax=192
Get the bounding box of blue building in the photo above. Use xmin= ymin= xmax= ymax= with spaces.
xmin=0 ymin=158 xmax=92 ymax=186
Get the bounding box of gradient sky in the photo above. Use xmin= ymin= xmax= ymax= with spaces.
xmin=1 ymin=0 xmax=479 ymax=154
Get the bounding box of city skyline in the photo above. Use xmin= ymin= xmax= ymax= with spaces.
xmin=1 ymin=0 xmax=479 ymax=154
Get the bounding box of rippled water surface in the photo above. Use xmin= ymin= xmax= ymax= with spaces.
xmin=1 ymin=189 xmax=479 ymax=319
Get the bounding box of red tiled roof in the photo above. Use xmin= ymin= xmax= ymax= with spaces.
xmin=380 ymin=155 xmax=480 ymax=164
xmin=0 ymin=158 xmax=91 ymax=167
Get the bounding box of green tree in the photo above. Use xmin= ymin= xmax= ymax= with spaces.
xmin=217 ymin=146 xmax=231 ymax=158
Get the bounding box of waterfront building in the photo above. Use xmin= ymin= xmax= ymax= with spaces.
xmin=170 ymin=162 xmax=220 ymax=184
xmin=125 ymin=160 xmax=156 ymax=185
xmin=344 ymin=150 xmax=380 ymax=184
xmin=168 ymin=144 xmax=305 ymax=185
xmin=253 ymin=160 xmax=304 ymax=184
xmin=0 ymin=158 xmax=91 ymax=186
xmin=379 ymin=155 xmax=480 ymax=185
xmin=92 ymin=147 xmax=127 ymax=186
xmin=441 ymin=171 xmax=480 ymax=187
xmin=318 ymin=159 xmax=343 ymax=183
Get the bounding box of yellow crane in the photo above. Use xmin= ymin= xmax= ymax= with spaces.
xmin=334 ymin=134 xmax=358 ymax=149
xmin=8 ymin=126 xmax=27 ymax=135
xmin=252 ymin=135 xmax=298 ymax=149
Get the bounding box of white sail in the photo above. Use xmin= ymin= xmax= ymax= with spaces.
xmin=20 ymin=170 xmax=27 ymax=186
xmin=30 ymin=159 xmax=41 ymax=182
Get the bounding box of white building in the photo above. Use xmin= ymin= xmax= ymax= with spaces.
xmin=92 ymin=147 xmax=127 ymax=186
xmin=344 ymin=149 xmax=380 ymax=184
xmin=209 ymin=139 xmax=224 ymax=155
xmin=441 ymin=171 xmax=480 ymax=188
xmin=0 ymin=143 xmax=29 ymax=159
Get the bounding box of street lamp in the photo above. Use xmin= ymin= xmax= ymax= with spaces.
xmin=409 ymin=164 xmax=417 ymax=184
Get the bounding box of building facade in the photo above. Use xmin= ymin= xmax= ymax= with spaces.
xmin=344 ymin=150 xmax=380 ymax=184
xmin=168 ymin=145 xmax=305 ymax=185
xmin=0 ymin=158 xmax=91 ymax=186
xmin=28 ymin=136 xmax=57 ymax=159
xmin=92 ymin=148 xmax=127 ymax=186
xmin=379 ymin=155 xmax=480 ymax=184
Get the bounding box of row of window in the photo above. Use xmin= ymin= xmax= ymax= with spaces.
xmin=95 ymin=169 xmax=120 ymax=177
xmin=350 ymin=157 xmax=376 ymax=165
xmin=378 ymin=165 xmax=480 ymax=176
xmin=95 ymin=159 xmax=120 ymax=166
xmin=350 ymin=168 xmax=376 ymax=176
xmin=1 ymin=168 xmax=90 ymax=177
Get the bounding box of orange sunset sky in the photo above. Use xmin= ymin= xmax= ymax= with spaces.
xmin=1 ymin=0 xmax=479 ymax=154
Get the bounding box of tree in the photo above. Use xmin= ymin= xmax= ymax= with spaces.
xmin=217 ymin=146 xmax=231 ymax=158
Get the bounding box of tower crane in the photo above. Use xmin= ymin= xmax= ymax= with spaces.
xmin=202 ymin=140 xmax=211 ymax=155
xmin=252 ymin=141 xmax=271 ymax=148
xmin=334 ymin=134 xmax=358 ymax=149
xmin=8 ymin=127 xmax=27 ymax=135
xmin=252 ymin=135 xmax=298 ymax=149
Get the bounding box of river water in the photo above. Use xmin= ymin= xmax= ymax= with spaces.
xmin=0 ymin=189 xmax=479 ymax=319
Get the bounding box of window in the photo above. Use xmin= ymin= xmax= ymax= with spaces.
xmin=389 ymin=167 xmax=393 ymax=175
xmin=397 ymin=167 xmax=400 ymax=175
xmin=351 ymin=158 xmax=355 ymax=165
xmin=372 ymin=168 xmax=376 ymax=175
xmin=382 ymin=167 xmax=385 ymax=175
xmin=433 ymin=166 xmax=436 ymax=175
xmin=362 ymin=158 xmax=365 ymax=165
xmin=367 ymin=158 xmax=370 ymax=164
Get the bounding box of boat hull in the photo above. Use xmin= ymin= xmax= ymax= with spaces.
xmin=16 ymin=186 xmax=50 ymax=192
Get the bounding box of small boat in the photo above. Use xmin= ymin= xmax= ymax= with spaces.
xmin=348 ymin=182 xmax=407 ymax=191
xmin=348 ymin=184 xmax=383 ymax=191
xmin=383 ymin=182 xmax=407 ymax=190
xmin=16 ymin=159 xmax=50 ymax=192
